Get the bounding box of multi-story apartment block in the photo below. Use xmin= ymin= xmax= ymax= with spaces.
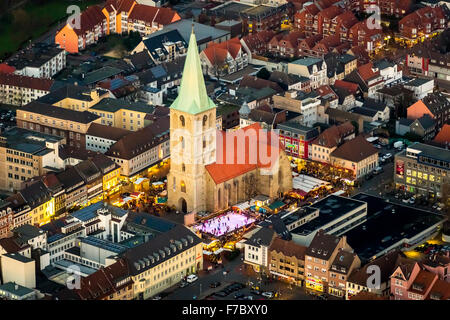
xmin=394 ymin=142 xmax=450 ymax=198
xmin=106 ymin=117 xmax=170 ymax=179
xmin=406 ymin=45 xmax=450 ymax=81
xmin=89 ymin=98 xmax=154 ymax=131
xmin=200 ymin=38 xmax=249 ymax=77
xmin=277 ymin=121 xmax=319 ymax=159
xmin=0 ymin=73 xmax=54 ymax=106
xmin=86 ymin=123 xmax=131 ymax=153
xmin=349 ymin=20 xmax=383 ymax=53
xmin=16 ymin=102 xmax=101 ymax=149
xmin=55 ymin=1 xmax=180 ymax=53
xmin=268 ymin=237 xmax=307 ymax=286
xmin=311 ymin=121 xmax=355 ymax=164
xmin=398 ymin=6 xmax=447 ymax=43
xmin=304 ymin=230 xmax=352 ymax=294
xmin=348 ymin=0 xmax=413 ymax=17
xmin=327 ymin=248 xmax=360 ymax=297
xmin=7 ymin=43 xmax=66 ymax=79
xmin=287 ymin=57 xmax=328 ymax=89
xmin=0 ymin=128 xmax=65 ymax=191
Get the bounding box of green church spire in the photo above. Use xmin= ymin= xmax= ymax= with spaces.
xmin=170 ymin=28 xmax=216 ymax=115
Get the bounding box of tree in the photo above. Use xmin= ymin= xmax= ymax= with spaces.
xmin=243 ymin=173 xmax=258 ymax=200
xmin=256 ymin=68 xmax=271 ymax=80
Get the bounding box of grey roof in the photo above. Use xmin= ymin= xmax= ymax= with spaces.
xmin=245 ymin=227 xmax=275 ymax=247
xmin=361 ymin=98 xmax=387 ymax=112
xmin=238 ymin=100 xmax=251 ymax=117
xmin=373 ymin=59 xmax=395 ymax=70
xmin=82 ymin=66 xmax=123 ymax=85
xmin=7 ymin=42 xmax=63 ymax=70
xmin=416 ymin=115 xmax=436 ymax=130
xmin=152 ymin=20 xmax=229 ymax=47
xmin=0 ymin=127 xmax=62 ymax=154
xmin=277 ymin=121 xmax=319 ymax=140
xmin=3 ymin=252 xmax=34 ymax=263
xmin=13 ymin=224 xmax=45 ymax=242
xmin=19 ymin=181 xmax=52 ymax=209
xmin=398 ymin=118 xmax=414 ymax=126
xmin=90 ymin=98 xmax=155 ymax=114
xmin=406 ymin=142 xmax=450 ymax=163
xmin=422 ymin=92 xmax=450 ymax=116
xmin=305 ymin=230 xmax=341 ymax=260
xmin=80 ymin=236 xmax=128 ymax=254
xmin=37 ymin=85 xmax=109 ymax=105
xmin=404 ymin=77 xmax=433 ymax=87
xmin=56 ymin=167 xmax=85 ymax=190
xmin=122 ymin=224 xmax=202 ymax=276
xmin=21 ymin=102 xmax=100 ymax=124
xmin=127 ymin=212 xmax=176 ymax=233
xmin=0 ymin=282 xmax=34 ymax=297
xmin=350 ymin=107 xmax=378 ymax=117
xmin=142 ymin=29 xmax=188 ymax=61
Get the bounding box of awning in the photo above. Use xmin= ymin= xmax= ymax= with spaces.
xmin=232 ymin=202 xmax=251 ymax=211
xmin=152 ymin=181 xmax=164 ymax=186
xmin=130 ymin=192 xmax=142 ymax=199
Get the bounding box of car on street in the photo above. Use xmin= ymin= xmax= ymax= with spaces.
xmin=251 ymin=289 xmax=261 ymax=295
xmin=373 ymin=166 xmax=383 ymax=175
xmin=209 ymin=281 xmax=221 ymax=288
xmin=179 ymin=281 xmax=188 ymax=288
xmin=152 ymin=295 xmax=162 ymax=300
xmin=234 ymin=292 xmax=245 ymax=299
xmin=383 ymin=153 xmax=392 ymax=160
xmin=402 ymin=198 xmax=409 ymax=204
xmin=214 ymin=291 xmax=228 ymax=297
xmin=186 ymin=274 xmax=198 ymax=283
xmin=243 ymin=295 xmax=253 ymax=300
xmin=374 ymin=144 xmax=382 ymax=149
xmin=262 ymin=291 xmax=274 ymax=299
xmin=409 ymin=197 xmax=415 ymax=204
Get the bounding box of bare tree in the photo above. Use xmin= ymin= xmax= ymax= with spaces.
xmin=243 ymin=173 xmax=258 ymax=200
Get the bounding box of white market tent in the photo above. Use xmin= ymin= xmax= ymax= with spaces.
xmin=292 ymin=174 xmax=330 ymax=193
xmin=134 ymin=177 xmax=149 ymax=185
xmin=233 ymin=201 xmax=251 ymax=211
xmin=152 ymin=181 xmax=164 ymax=186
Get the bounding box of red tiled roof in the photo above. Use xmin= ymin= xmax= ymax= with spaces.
xmin=433 ymin=124 xmax=450 ymax=145
xmin=427 ymin=278 xmax=450 ymax=300
xmin=334 ymin=11 xmax=358 ymax=29
xmin=75 ymin=5 xmax=106 ymax=36
xmin=128 ymin=4 xmax=180 ymax=25
xmin=205 ymin=123 xmax=282 ymax=184
xmin=0 ymin=63 xmax=15 ymax=74
xmin=312 ymin=121 xmax=354 ymax=148
xmin=203 ymin=37 xmax=242 ymax=64
xmin=318 ymin=5 xmax=341 ymax=20
xmin=242 ymin=30 xmax=275 ymax=53
xmin=357 ymin=62 xmax=380 ymax=81
xmin=239 ymin=75 xmax=284 ymax=93
xmin=330 ymin=135 xmax=378 ymax=162
xmin=333 ymin=80 xmax=359 ymax=95
xmin=0 ymin=72 xmax=54 ymax=91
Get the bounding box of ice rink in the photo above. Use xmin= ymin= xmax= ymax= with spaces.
xmin=194 ymin=212 xmax=256 ymax=237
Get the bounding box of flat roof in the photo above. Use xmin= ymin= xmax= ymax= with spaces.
xmin=344 ymin=193 xmax=445 ymax=262
xmin=291 ymin=195 xmax=366 ymax=236
xmin=80 ymin=236 xmax=128 ymax=254
xmin=1 ymin=127 xmax=62 ymax=154
xmin=281 ymin=207 xmax=317 ymax=226
xmin=406 ymin=142 xmax=450 ymax=163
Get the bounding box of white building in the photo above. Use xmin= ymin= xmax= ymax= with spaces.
xmin=403 ymin=77 xmax=435 ymax=100
xmin=0 ymin=73 xmax=54 ymax=106
xmin=244 ymin=227 xmax=275 ymax=272
xmin=290 ymin=195 xmax=367 ymax=247
xmin=287 ymin=57 xmax=327 ymax=89
xmin=9 ymin=45 xmax=66 ymax=79
xmin=1 ymin=253 xmax=36 ymax=289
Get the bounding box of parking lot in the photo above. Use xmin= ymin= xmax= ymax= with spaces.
xmin=0 ymin=108 xmax=16 ymax=132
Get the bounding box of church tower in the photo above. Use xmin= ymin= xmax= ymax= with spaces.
xmin=167 ymin=28 xmax=217 ymax=214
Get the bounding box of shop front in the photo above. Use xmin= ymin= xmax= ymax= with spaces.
xmin=305 ymin=277 xmax=324 ymax=292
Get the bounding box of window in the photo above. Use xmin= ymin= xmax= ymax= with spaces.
xmin=180 ymin=115 xmax=185 ymax=127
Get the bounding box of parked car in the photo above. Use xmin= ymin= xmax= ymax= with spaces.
xmin=250 ymin=289 xmax=261 ymax=295
xmin=234 ymin=292 xmax=245 ymax=299
xmin=186 ymin=274 xmax=198 ymax=283
xmin=179 ymin=281 xmax=188 ymax=288
xmin=243 ymin=295 xmax=253 ymax=300
xmin=152 ymin=295 xmax=162 ymax=300
xmin=409 ymin=197 xmax=416 ymax=204
xmin=209 ymin=281 xmax=221 ymax=288
xmin=262 ymin=291 xmax=274 ymax=299
xmin=383 ymin=153 xmax=392 ymax=159
xmin=373 ymin=167 xmax=383 ymax=175
xmin=214 ymin=291 xmax=228 ymax=297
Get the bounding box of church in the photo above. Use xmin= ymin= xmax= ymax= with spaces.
xmin=167 ymin=29 xmax=292 ymax=214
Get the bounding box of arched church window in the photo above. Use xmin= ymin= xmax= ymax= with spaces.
xmin=180 ymin=115 xmax=185 ymax=127
xmin=182 ymin=163 xmax=185 ymax=172
xmin=180 ymin=181 xmax=186 ymax=193
xmin=202 ymin=115 xmax=207 ymax=127
xmin=180 ymin=136 xmax=185 ymax=149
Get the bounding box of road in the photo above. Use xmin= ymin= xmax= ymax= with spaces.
xmin=161 ymin=252 xmax=318 ymax=301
